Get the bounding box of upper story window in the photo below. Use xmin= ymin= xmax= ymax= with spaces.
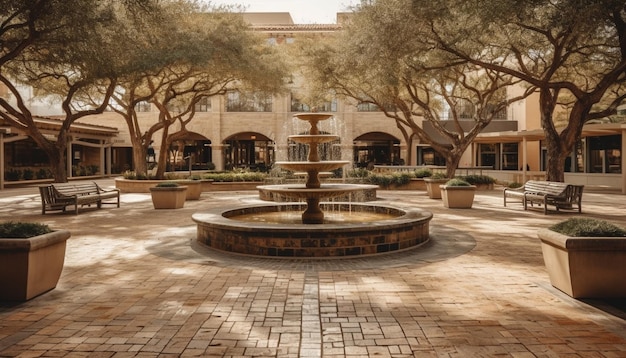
xmin=291 ymin=95 xmax=337 ymax=112
xmin=135 ymin=101 xmax=151 ymax=112
xmin=356 ymin=101 xmax=396 ymax=112
xmin=194 ymin=96 xmax=211 ymax=112
xmin=357 ymin=102 xmax=380 ymax=112
xmin=226 ymin=91 xmax=273 ymax=112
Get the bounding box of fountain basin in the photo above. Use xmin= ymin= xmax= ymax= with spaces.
xmin=193 ymin=203 xmax=432 ymax=257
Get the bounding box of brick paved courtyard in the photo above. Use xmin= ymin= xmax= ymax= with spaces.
xmin=0 ymin=180 xmax=625 ymax=357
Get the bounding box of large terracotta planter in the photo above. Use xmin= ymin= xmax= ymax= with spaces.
xmin=176 ymin=180 xmax=202 ymax=200
xmin=0 ymin=230 xmax=71 ymax=301
xmin=424 ymin=178 xmax=447 ymax=199
xmin=149 ymin=186 xmax=187 ymax=209
xmin=538 ymin=228 xmax=626 ymax=298
xmin=440 ymin=185 xmax=476 ymax=208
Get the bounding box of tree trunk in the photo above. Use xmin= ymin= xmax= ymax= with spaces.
xmin=154 ymin=125 xmax=171 ymax=179
xmin=545 ymin=148 xmax=565 ymax=182
xmin=445 ymin=151 xmax=462 ymax=179
xmin=49 ymin=148 xmax=67 ymax=183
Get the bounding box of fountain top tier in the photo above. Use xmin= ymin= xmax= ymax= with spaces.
xmin=292 ymin=112 xmax=334 ymax=135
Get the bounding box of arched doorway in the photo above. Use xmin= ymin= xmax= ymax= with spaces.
xmin=168 ymin=131 xmax=212 ymax=171
xmin=353 ymin=132 xmax=401 ymax=168
xmin=223 ymin=132 xmax=273 ymax=172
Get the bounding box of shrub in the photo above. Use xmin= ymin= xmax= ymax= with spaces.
xmin=550 ymin=218 xmax=626 ymax=237
xmin=6 ymin=169 xmax=21 ymax=181
xmin=22 ymin=168 xmax=34 ymax=180
xmin=36 ymin=168 xmax=51 ymax=179
xmin=444 ymin=178 xmax=471 ymax=186
xmin=202 ymin=171 xmax=267 ymax=182
xmin=0 ymin=221 xmax=52 ymax=238
xmin=366 ymin=172 xmax=412 ymax=187
xmin=508 ymin=182 xmax=523 ymax=188
xmin=414 ymin=168 xmax=432 ymax=178
xmin=459 ymin=174 xmax=495 ymax=185
xmin=122 ymin=170 xmax=137 ymax=179
xmin=155 ymin=181 xmax=180 ymax=188
xmin=346 ymin=168 xmax=370 ymax=178
xmin=429 ymin=172 xmax=447 ymax=180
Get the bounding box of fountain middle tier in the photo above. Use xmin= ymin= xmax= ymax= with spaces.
xmin=273 ymin=160 xmax=349 ymax=173
xmin=256 ymin=183 xmax=378 ymax=201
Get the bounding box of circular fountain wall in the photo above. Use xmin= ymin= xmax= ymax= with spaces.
xmin=193 ymin=203 xmax=432 ymax=257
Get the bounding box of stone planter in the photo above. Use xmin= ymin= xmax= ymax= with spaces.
xmin=149 ymin=186 xmax=187 ymax=209
xmin=440 ymin=185 xmax=476 ymax=208
xmin=0 ymin=230 xmax=71 ymax=301
xmin=538 ymin=228 xmax=626 ymax=298
xmin=424 ymin=178 xmax=448 ymax=199
xmin=176 ymin=180 xmax=202 ymax=200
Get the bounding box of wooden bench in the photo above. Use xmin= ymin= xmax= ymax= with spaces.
xmin=39 ymin=182 xmax=120 ymax=215
xmin=503 ymin=180 xmax=584 ymax=214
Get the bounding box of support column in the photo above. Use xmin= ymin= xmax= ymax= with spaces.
xmin=522 ymin=136 xmax=528 ymax=183
xmin=621 ymin=130 xmax=626 ymax=194
xmin=67 ymin=142 xmax=73 ymax=179
xmin=0 ymin=131 xmax=4 ymax=190
xmin=100 ymin=141 xmax=105 ymax=176
xmin=212 ymin=144 xmax=225 ymax=171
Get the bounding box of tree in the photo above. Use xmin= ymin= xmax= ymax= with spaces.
xmin=301 ymin=0 xmax=532 ymax=178
xmin=427 ymin=0 xmax=626 ymax=181
xmin=107 ymin=3 xmax=288 ymax=178
xmin=0 ymin=0 xmax=158 ymax=182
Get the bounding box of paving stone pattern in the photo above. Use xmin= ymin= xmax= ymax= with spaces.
xmin=0 ymin=180 xmax=625 ymax=357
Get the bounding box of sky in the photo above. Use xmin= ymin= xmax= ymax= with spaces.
xmin=211 ymin=0 xmax=359 ymax=24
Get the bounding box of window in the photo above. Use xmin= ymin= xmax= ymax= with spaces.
xmin=477 ymin=144 xmax=497 ymax=169
xmin=290 ymin=94 xmax=337 ymax=112
xmin=588 ymin=135 xmax=621 ymax=174
xmin=501 ymin=143 xmax=518 ymax=170
xmin=357 ymin=102 xmax=380 ymax=112
xmin=194 ymin=96 xmax=210 ymax=112
xmin=226 ymin=91 xmax=272 ymax=112
xmin=135 ymin=101 xmax=151 ymax=112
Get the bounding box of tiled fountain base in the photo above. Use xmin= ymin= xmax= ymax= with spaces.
xmin=193 ymin=203 xmax=432 ymax=257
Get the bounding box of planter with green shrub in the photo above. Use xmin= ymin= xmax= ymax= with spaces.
xmin=0 ymin=222 xmax=70 ymax=301
xmin=424 ymin=172 xmax=448 ymax=199
xmin=149 ymin=182 xmax=187 ymax=209
xmin=457 ymin=174 xmax=496 ymax=190
xmin=538 ymin=217 xmax=626 ymax=298
xmin=439 ymin=178 xmax=476 ymax=208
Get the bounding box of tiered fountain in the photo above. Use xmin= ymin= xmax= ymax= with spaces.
xmin=193 ymin=113 xmax=432 ymax=257
xmin=259 ymin=113 xmax=375 ymax=224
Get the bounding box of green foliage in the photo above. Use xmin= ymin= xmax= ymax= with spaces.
xmin=508 ymin=182 xmax=523 ymax=189
xmin=414 ymin=168 xmax=432 ymax=178
xmin=458 ymin=175 xmax=495 ymax=185
xmin=22 ymin=168 xmax=34 ymax=180
xmin=5 ymin=169 xmax=21 ymax=181
xmin=155 ymin=182 xmax=180 ymax=188
xmin=550 ymin=218 xmax=626 ymax=237
xmin=444 ymin=178 xmax=471 ymax=186
xmin=202 ymin=171 xmax=267 ymax=182
xmin=36 ymin=168 xmax=51 ymax=179
xmin=430 ymin=172 xmax=447 ymax=180
xmin=0 ymin=221 xmax=52 ymax=238
xmin=366 ymin=172 xmax=412 ymax=187
xmin=346 ymin=168 xmax=371 ymax=178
